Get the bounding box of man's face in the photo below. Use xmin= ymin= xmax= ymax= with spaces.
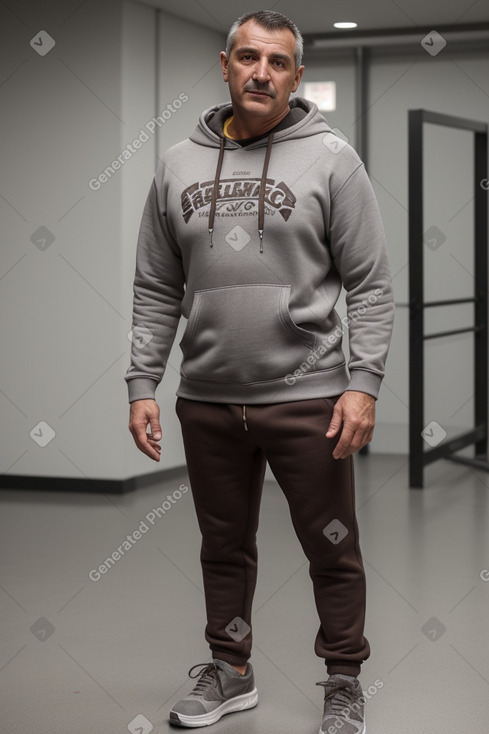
xmin=220 ymin=20 xmax=304 ymax=121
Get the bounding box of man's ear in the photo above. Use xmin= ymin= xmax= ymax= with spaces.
xmin=220 ymin=51 xmax=229 ymax=82
xmin=291 ymin=64 xmax=305 ymax=93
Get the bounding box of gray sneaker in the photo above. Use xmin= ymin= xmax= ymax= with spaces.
xmin=316 ymin=674 xmax=366 ymax=734
xmin=169 ymin=660 xmax=258 ymax=728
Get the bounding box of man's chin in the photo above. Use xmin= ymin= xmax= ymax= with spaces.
xmin=239 ymin=94 xmax=276 ymax=114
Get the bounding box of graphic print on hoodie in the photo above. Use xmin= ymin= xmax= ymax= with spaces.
xmin=125 ymin=97 xmax=395 ymax=405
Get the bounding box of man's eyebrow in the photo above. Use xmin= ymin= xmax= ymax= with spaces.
xmin=234 ymin=46 xmax=291 ymax=62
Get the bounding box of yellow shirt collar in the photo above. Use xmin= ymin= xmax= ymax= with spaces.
xmin=223 ymin=115 xmax=235 ymax=140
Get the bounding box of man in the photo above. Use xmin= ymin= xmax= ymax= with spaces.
xmin=125 ymin=9 xmax=394 ymax=733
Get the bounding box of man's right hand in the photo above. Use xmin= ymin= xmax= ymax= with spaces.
xmin=129 ymin=399 xmax=162 ymax=462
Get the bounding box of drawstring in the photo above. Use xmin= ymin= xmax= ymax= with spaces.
xmin=258 ymin=132 xmax=274 ymax=253
xmin=208 ymin=132 xmax=275 ymax=253
xmin=208 ymin=137 xmax=226 ymax=247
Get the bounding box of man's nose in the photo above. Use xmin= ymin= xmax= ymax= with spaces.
xmin=253 ymin=58 xmax=271 ymax=83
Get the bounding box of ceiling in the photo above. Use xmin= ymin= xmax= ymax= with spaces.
xmin=135 ymin=0 xmax=489 ymax=36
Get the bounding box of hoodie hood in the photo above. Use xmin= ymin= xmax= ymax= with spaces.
xmin=189 ymin=97 xmax=334 ymax=251
xmin=189 ymin=96 xmax=333 ymax=149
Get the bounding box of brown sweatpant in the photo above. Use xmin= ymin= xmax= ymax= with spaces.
xmin=175 ymin=395 xmax=370 ymax=677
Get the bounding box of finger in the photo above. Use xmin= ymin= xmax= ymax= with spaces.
xmin=332 ymin=425 xmax=355 ymax=459
xmin=150 ymin=420 xmax=162 ymax=440
xmin=147 ymin=437 xmax=161 ymax=453
xmin=131 ymin=419 xmax=148 ymax=441
xmin=325 ymin=403 xmax=343 ymax=438
xmin=147 ymin=435 xmax=161 ymax=445
xmin=363 ymin=428 xmax=374 ymax=447
xmin=144 ymin=431 xmax=161 ymax=457
xmin=336 ymin=426 xmax=373 ymax=459
xmin=132 ymin=427 xmax=160 ymax=461
xmin=142 ymin=441 xmax=161 ymax=461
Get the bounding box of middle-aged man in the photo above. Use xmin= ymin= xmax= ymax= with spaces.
xmin=125 ymin=9 xmax=394 ymax=733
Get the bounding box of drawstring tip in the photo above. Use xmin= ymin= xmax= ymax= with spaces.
xmin=208 ymin=228 xmax=213 ymax=247
xmin=258 ymin=229 xmax=263 ymax=253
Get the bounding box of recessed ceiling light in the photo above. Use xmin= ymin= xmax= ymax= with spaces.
xmin=334 ymin=22 xmax=358 ymax=29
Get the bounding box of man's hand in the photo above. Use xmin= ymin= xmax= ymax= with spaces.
xmin=129 ymin=399 xmax=162 ymax=462
xmin=325 ymin=391 xmax=376 ymax=459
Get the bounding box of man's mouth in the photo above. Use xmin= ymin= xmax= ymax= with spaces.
xmin=247 ymin=89 xmax=271 ymax=97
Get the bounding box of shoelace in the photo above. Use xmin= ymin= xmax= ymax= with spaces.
xmin=187 ymin=662 xmax=219 ymax=697
xmin=316 ymin=679 xmax=364 ymax=716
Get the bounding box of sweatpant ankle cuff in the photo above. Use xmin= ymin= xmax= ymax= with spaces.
xmin=212 ymin=652 xmax=249 ymax=667
xmin=326 ymin=663 xmax=361 ymax=677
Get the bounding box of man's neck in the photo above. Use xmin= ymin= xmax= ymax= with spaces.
xmin=227 ymin=105 xmax=290 ymax=140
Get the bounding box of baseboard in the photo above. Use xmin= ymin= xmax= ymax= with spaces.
xmin=0 ymin=465 xmax=188 ymax=494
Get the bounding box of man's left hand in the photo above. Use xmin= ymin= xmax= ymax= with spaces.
xmin=325 ymin=390 xmax=376 ymax=459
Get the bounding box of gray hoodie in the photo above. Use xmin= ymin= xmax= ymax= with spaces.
xmin=124 ymin=97 xmax=394 ymax=404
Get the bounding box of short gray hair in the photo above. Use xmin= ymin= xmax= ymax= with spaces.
xmin=225 ymin=10 xmax=303 ymax=70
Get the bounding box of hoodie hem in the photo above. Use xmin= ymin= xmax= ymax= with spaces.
xmin=175 ymin=365 xmax=351 ymax=404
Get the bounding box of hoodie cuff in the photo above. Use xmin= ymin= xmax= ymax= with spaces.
xmin=346 ymin=370 xmax=383 ymax=400
xmin=126 ymin=377 xmax=159 ymax=403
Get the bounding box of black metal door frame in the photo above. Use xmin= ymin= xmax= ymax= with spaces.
xmin=408 ymin=109 xmax=488 ymax=488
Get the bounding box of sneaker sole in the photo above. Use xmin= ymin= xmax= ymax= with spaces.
xmin=169 ymin=688 xmax=258 ymax=728
xmin=319 ymin=722 xmax=365 ymax=734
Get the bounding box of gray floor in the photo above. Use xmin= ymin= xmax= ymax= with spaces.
xmin=1 ymin=452 xmax=489 ymax=733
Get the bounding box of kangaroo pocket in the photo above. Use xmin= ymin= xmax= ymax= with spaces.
xmin=179 ymin=284 xmax=317 ymax=384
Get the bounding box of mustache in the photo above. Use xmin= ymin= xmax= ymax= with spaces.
xmin=244 ymin=82 xmax=275 ymax=97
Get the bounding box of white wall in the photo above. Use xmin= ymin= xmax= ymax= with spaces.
xmin=156 ymin=11 xmax=229 ymax=154
xmin=0 ymin=0 xmax=228 ymax=486
xmin=0 ymin=0 xmax=125 ymax=482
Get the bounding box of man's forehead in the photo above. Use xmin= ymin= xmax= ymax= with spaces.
xmin=233 ymin=20 xmax=295 ymax=56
